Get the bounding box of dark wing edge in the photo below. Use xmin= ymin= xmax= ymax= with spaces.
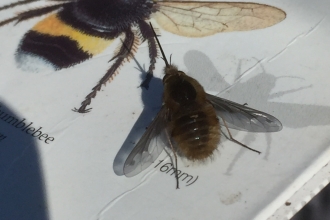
xmin=206 ymin=93 xmax=283 ymax=132
xmin=123 ymin=106 xmax=169 ymax=177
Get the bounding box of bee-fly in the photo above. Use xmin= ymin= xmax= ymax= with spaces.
xmin=123 ymin=23 xmax=282 ymax=188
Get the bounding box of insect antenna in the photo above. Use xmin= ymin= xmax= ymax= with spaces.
xmin=0 ymin=4 xmax=67 ymax=27
xmin=0 ymin=0 xmax=39 ymax=11
xmin=149 ymin=22 xmax=169 ymax=68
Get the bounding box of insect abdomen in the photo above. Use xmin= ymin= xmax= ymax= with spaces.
xmin=171 ymin=103 xmax=220 ymax=161
xmin=16 ymin=13 xmax=113 ymax=69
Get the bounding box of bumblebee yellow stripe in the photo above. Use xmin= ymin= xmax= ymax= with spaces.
xmin=32 ymin=14 xmax=113 ymax=55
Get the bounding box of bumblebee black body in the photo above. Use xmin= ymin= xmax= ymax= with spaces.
xmin=0 ymin=0 xmax=158 ymax=112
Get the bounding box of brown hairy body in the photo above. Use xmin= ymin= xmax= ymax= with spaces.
xmin=163 ymin=67 xmax=220 ymax=161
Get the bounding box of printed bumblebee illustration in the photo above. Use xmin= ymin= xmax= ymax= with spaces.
xmin=0 ymin=0 xmax=286 ymax=113
xmin=123 ymin=23 xmax=283 ymax=188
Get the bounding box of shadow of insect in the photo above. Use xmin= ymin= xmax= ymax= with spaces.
xmin=184 ymin=50 xmax=329 ymax=175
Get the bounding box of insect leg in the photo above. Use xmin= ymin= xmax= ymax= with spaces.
xmin=0 ymin=4 xmax=65 ymax=27
xmin=220 ymin=116 xmax=261 ymax=154
xmin=137 ymin=20 xmax=157 ymax=89
xmin=73 ymin=29 xmax=135 ymax=113
xmin=165 ymin=129 xmax=179 ymax=189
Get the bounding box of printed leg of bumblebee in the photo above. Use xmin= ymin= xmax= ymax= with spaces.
xmin=137 ymin=21 xmax=158 ymax=89
xmin=0 ymin=4 xmax=64 ymax=27
xmin=220 ymin=116 xmax=261 ymax=154
xmin=73 ymin=29 xmax=135 ymax=113
xmin=165 ymin=129 xmax=179 ymax=189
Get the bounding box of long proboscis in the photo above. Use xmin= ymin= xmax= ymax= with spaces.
xmin=149 ymin=22 xmax=169 ymax=67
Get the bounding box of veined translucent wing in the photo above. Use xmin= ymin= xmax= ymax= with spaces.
xmin=154 ymin=1 xmax=286 ymax=37
xmin=123 ymin=106 xmax=170 ymax=177
xmin=206 ymin=93 xmax=282 ymax=132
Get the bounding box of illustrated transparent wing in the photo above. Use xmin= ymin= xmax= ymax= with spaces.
xmin=123 ymin=106 xmax=169 ymax=177
xmin=154 ymin=1 xmax=286 ymax=37
xmin=206 ymin=93 xmax=282 ymax=132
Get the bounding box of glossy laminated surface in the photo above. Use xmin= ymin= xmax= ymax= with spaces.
xmin=0 ymin=0 xmax=329 ymax=219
